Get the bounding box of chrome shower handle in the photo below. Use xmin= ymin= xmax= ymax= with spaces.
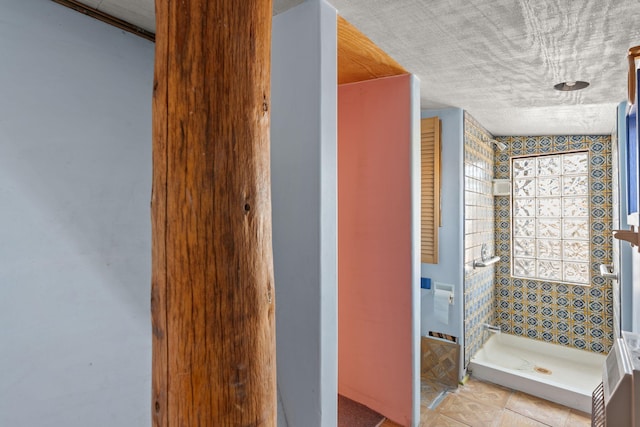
xmin=599 ymin=264 xmax=618 ymax=280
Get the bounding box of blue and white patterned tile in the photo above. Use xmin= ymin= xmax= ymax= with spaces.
xmin=467 ymin=121 xmax=612 ymax=353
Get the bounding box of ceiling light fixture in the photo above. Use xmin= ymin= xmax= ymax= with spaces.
xmin=554 ymin=80 xmax=589 ymax=91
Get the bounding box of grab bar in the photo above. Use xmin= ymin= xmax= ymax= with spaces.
xmin=473 ymin=256 xmax=501 ymax=269
xmin=599 ymin=263 xmax=618 ymax=280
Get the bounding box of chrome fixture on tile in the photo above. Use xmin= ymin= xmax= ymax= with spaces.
xmin=473 ymin=243 xmax=501 ymax=269
xmin=482 ymin=323 xmax=502 ymax=342
xmin=491 ymin=139 xmax=508 ymax=151
xmin=599 ymin=263 xmax=618 ymax=280
xmin=481 ymin=135 xmax=507 ymax=151
xmin=482 ymin=323 xmax=501 ymax=343
xmin=483 ymin=323 xmax=501 ymax=334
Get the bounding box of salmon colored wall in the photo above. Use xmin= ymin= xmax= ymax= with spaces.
xmin=338 ymin=74 xmax=413 ymax=426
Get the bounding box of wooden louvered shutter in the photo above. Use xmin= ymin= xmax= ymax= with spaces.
xmin=421 ymin=117 xmax=441 ymax=264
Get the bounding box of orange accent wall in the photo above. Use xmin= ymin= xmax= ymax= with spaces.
xmin=338 ymin=74 xmax=413 ymax=426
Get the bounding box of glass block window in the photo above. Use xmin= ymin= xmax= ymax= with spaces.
xmin=511 ymin=152 xmax=590 ymax=285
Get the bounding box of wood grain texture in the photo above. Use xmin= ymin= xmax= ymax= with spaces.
xmin=420 ymin=117 xmax=441 ymax=264
xmin=151 ymin=0 xmax=169 ymax=423
xmin=420 ymin=337 xmax=459 ymax=387
xmin=629 ymin=45 xmax=640 ymax=104
xmin=152 ymin=0 xmax=276 ymax=425
xmin=337 ymin=16 xmax=407 ymax=85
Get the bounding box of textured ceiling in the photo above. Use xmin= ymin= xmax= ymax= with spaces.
xmin=71 ymin=0 xmax=640 ymax=136
xmin=331 ymin=0 xmax=640 ymax=135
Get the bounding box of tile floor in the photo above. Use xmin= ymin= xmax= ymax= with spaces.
xmin=380 ymin=377 xmax=591 ymax=427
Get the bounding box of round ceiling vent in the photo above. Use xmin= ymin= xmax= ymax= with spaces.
xmin=554 ymin=81 xmax=590 ymax=91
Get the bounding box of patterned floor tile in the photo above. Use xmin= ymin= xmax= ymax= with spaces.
xmin=418 ymin=378 xmax=588 ymax=427
xmin=456 ymin=378 xmax=512 ymax=407
xmin=505 ymin=391 xmax=570 ymax=426
xmin=564 ymin=410 xmax=591 ymax=427
xmin=421 ymin=379 xmax=450 ymax=407
xmin=420 ymin=412 xmax=470 ymax=427
xmin=436 ymin=394 xmax=503 ymax=427
xmin=497 ymin=409 xmax=547 ymax=426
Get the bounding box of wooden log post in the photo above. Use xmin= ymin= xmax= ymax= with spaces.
xmin=151 ymin=0 xmax=275 ymax=425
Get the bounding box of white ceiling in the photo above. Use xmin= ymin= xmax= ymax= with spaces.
xmin=72 ymin=0 xmax=640 ymax=136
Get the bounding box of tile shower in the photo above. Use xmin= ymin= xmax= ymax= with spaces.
xmin=463 ymin=112 xmax=614 ymax=369
xmin=464 ymin=113 xmax=498 ymax=367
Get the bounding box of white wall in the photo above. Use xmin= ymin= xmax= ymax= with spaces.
xmin=271 ymin=1 xmax=338 ymax=426
xmin=419 ymin=108 xmax=465 ymax=344
xmin=0 ymin=1 xmax=154 ymax=425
